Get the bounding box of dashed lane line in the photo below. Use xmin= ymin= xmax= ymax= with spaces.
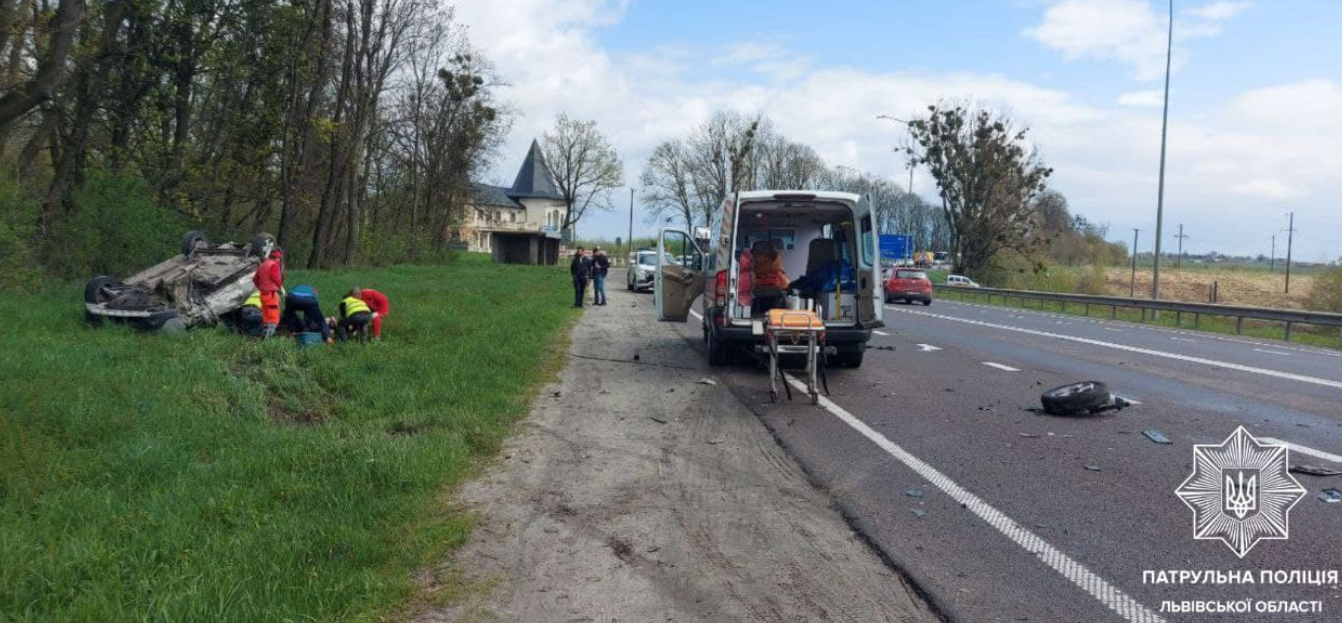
xmin=887 ymin=307 xmax=1342 ymax=391
xmin=982 ymin=362 xmax=1020 ymax=372
xmin=783 ymin=374 xmax=1166 ymax=623
xmin=1253 ymin=348 xmax=1291 ymax=356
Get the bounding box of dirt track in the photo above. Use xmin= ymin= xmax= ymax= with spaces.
xmin=415 ymin=285 xmax=935 ymax=623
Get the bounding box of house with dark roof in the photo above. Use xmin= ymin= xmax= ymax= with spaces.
xmin=462 ymin=139 xmax=567 ymax=265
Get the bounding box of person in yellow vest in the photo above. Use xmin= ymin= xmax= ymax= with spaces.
xmin=237 ymin=290 xmax=264 ymax=336
xmin=337 ymin=288 xmax=376 ymax=343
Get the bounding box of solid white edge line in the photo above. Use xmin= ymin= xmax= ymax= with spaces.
xmin=888 ymin=308 xmax=1342 ymax=390
xmin=982 ymin=362 xmax=1020 ymax=372
xmin=1260 ymin=437 xmax=1342 ymax=466
xmin=873 ymin=330 xmax=891 ymax=336
xmin=1253 ymin=348 xmax=1290 ymax=356
xmin=783 ymin=374 xmax=1165 ymax=623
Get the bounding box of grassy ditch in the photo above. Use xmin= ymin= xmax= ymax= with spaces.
xmin=937 ymin=288 xmax=1342 ymax=351
xmin=0 ymin=255 xmax=576 ymax=622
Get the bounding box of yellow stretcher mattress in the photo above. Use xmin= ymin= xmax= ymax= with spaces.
xmin=766 ymin=309 xmax=824 ymax=330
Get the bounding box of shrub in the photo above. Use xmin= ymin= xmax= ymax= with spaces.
xmin=45 ymin=169 xmax=186 ymax=278
xmin=0 ymin=173 xmax=40 ymax=291
xmin=1076 ymin=262 xmax=1108 ymax=295
xmin=1306 ymin=265 xmax=1342 ymax=312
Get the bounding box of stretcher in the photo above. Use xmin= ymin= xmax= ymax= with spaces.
xmin=764 ymin=309 xmax=827 ymax=405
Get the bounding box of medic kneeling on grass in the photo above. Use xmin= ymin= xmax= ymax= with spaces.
xmin=253 ymin=249 xmax=284 ymax=337
xmin=358 ymin=287 xmax=389 ymax=339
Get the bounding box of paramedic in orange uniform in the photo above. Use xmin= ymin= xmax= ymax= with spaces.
xmin=253 ymin=249 xmax=284 ymax=337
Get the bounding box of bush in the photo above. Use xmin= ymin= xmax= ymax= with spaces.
xmin=0 ymin=173 xmax=40 ymax=291
xmin=1076 ymin=262 xmax=1108 ymax=295
xmin=45 ymin=169 xmax=187 ymax=278
xmin=1306 ymin=265 xmax=1342 ymax=312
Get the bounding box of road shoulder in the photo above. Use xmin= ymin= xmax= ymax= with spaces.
xmin=414 ymin=286 xmax=936 ymax=622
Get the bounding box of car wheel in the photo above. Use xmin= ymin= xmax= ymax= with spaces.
xmin=707 ymin=329 xmax=728 ymax=366
xmin=922 ymin=299 xmax=932 ymax=306
xmin=832 ymin=350 xmax=864 ymax=369
xmin=250 ymin=233 xmax=277 ymax=258
xmin=1041 ymin=381 xmax=1111 ymax=415
xmin=182 ymin=230 xmax=209 ymax=256
xmin=85 ymin=275 xmax=121 ymax=304
xmin=627 ymin=275 xmax=634 ymax=291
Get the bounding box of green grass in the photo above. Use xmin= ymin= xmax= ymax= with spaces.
xmin=0 ymin=254 xmax=577 ymax=622
xmin=938 ymin=288 xmax=1342 ymax=350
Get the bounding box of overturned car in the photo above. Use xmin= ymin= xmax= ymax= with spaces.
xmin=84 ymin=230 xmax=277 ymax=331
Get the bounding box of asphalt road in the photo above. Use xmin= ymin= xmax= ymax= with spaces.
xmin=665 ymin=297 xmax=1342 ymax=623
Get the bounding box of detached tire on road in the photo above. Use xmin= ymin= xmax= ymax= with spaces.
xmin=1041 ymin=381 xmax=1110 ymax=415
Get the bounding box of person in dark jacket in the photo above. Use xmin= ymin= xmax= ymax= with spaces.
xmin=282 ymin=284 xmax=332 ymax=343
xmin=570 ymin=246 xmax=591 ymax=308
xmin=591 ymin=247 xmax=610 ymax=306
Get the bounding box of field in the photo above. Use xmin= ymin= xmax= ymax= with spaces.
xmin=0 ymin=255 xmax=576 ymax=622
xmin=1101 ymin=265 xmax=1314 ymax=309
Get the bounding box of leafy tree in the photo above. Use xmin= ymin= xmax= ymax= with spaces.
xmin=906 ymin=104 xmax=1052 ymax=277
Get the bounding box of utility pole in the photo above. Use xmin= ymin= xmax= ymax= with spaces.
xmin=1285 ymin=211 xmax=1296 ymax=293
xmin=1152 ymin=0 xmax=1174 ymax=304
xmin=627 ymin=187 xmax=635 ymax=265
xmin=1131 ymin=228 xmax=1140 ymax=298
xmin=1270 ymin=235 xmax=1276 ymax=272
xmin=1174 ymin=224 xmax=1188 ymax=269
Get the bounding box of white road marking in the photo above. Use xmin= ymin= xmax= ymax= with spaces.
xmin=783 ymin=374 xmax=1166 ymax=623
xmin=889 ymin=308 xmax=1342 ymax=390
xmin=1253 ymin=348 xmax=1291 ymax=357
xmin=982 ymin=362 xmax=1020 ymax=372
xmin=1260 ymin=438 xmax=1342 ymax=466
xmin=689 ymin=309 xmax=703 ymax=321
xmin=1170 ymin=337 xmax=1196 ymax=343
xmin=916 ymin=343 xmax=942 ymax=352
xmin=873 ymin=330 xmax=891 ymax=336
xmin=936 ymin=299 xmax=1342 ymax=359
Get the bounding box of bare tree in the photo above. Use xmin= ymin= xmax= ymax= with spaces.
xmin=0 ymin=0 xmax=83 ymax=131
xmin=540 ymin=113 xmax=623 ymax=239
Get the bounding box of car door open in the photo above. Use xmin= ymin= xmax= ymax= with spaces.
xmin=655 ymin=228 xmax=705 ymax=322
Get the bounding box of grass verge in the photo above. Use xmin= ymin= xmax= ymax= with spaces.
xmin=0 ymin=254 xmax=577 ymax=622
xmin=937 ymin=288 xmax=1342 ymax=351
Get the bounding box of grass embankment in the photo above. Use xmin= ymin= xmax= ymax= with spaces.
xmin=0 ymin=255 xmax=576 ymax=622
xmin=937 ymin=288 xmax=1342 ymax=350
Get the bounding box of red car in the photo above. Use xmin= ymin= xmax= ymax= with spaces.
xmin=884 ymin=268 xmax=932 ymax=306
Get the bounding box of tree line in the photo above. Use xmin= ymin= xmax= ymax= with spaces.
xmin=638 ymin=108 xmax=1124 ymax=280
xmin=0 ymin=0 xmax=508 ymax=282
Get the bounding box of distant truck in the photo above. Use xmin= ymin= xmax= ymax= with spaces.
xmin=84 ymin=230 xmax=276 ymax=332
xmin=913 ymin=251 xmax=934 ymax=268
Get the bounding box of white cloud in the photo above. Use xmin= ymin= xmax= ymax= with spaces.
xmin=1117 ymin=90 xmax=1164 ymax=107
xmin=1229 ymin=179 xmax=1306 ymax=201
xmin=1026 ymin=0 xmax=1251 ymax=80
xmin=453 ymin=0 xmax=1339 ymax=257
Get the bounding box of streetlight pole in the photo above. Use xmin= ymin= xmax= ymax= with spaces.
xmin=1152 ymin=0 xmax=1174 ymax=304
xmin=627 ymin=187 xmax=635 ymax=265
xmin=1131 ymin=229 xmax=1140 ymax=298
xmin=877 ymin=114 xmax=916 ymax=193
xmin=1270 ymin=235 xmax=1276 ymax=272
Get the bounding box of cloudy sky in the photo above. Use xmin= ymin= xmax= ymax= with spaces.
xmin=454 ymin=0 xmax=1342 ymax=261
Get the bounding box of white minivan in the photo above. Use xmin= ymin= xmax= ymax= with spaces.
xmin=654 ymin=190 xmax=884 ymax=368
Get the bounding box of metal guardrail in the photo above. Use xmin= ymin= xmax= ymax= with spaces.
xmin=932 ymin=284 xmax=1342 ymax=346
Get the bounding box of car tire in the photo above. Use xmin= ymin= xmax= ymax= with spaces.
xmin=250 ymin=233 xmax=277 ymax=258
xmin=85 ymin=275 xmax=120 ymax=304
xmin=182 ymin=230 xmax=209 ymax=256
xmin=833 ymin=350 xmax=864 ymax=369
xmin=922 ymin=299 xmax=932 ymax=306
xmin=1041 ymin=381 xmax=1111 ymax=415
xmin=627 ymin=275 xmax=634 ymax=291
xmin=707 ymin=328 xmax=728 ymax=366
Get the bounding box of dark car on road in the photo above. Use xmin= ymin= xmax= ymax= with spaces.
xmin=884 ymin=268 xmax=932 ymax=305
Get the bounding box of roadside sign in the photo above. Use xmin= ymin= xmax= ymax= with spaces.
xmin=879 ymin=234 xmax=911 ymax=260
